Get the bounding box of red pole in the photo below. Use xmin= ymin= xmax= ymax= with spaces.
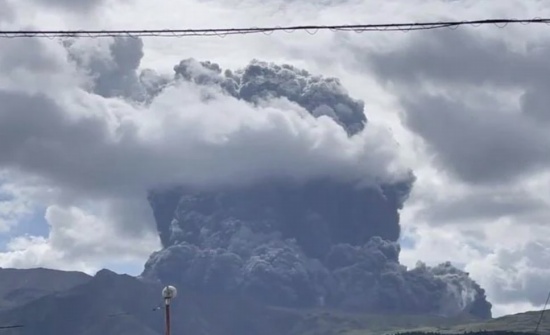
xmin=162 ymin=286 xmax=176 ymax=335
xmin=165 ymin=303 xmax=171 ymax=335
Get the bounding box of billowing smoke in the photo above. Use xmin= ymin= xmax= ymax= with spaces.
xmin=138 ymin=58 xmax=492 ymax=318
xmin=172 ymin=58 xmax=367 ymax=136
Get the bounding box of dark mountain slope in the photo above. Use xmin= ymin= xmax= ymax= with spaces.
xmin=0 ymin=269 xmax=302 ymax=335
xmin=0 ymin=268 xmax=546 ymax=335
xmin=0 ymin=267 xmax=90 ymax=310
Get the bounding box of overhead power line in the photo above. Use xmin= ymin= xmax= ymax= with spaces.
xmin=0 ymin=18 xmax=549 ymax=38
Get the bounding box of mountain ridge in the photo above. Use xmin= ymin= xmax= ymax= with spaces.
xmin=0 ymin=267 xmax=91 ymax=311
xmin=0 ymin=267 xmax=546 ymax=335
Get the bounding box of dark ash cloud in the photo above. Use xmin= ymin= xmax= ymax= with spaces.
xmin=140 ymin=56 xmax=492 ymax=318
xmin=173 ymin=58 xmax=367 ymax=136
xmin=142 ymin=180 xmax=491 ymax=318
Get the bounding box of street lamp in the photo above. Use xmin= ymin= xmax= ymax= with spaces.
xmin=162 ymin=285 xmax=177 ymax=335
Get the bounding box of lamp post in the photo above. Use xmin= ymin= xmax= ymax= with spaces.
xmin=162 ymin=285 xmax=177 ymax=335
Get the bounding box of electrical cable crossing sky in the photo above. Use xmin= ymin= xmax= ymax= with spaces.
xmin=0 ymin=18 xmax=549 ymax=38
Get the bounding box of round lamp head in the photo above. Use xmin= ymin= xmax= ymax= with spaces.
xmin=162 ymin=285 xmax=177 ymax=300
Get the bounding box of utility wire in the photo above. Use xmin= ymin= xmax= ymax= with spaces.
xmin=534 ymin=290 xmax=550 ymax=333
xmin=0 ymin=18 xmax=549 ymax=38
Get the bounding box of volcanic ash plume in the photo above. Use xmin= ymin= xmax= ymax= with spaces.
xmin=137 ymin=58 xmax=492 ymax=318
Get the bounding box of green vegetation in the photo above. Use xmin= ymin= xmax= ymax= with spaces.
xmin=392 ymin=332 xmax=537 ymax=335
xmin=385 ymin=310 xmax=550 ymax=335
xmin=264 ymin=308 xmax=550 ymax=335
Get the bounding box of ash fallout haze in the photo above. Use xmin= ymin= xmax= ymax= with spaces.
xmin=0 ymin=0 xmax=549 ymax=322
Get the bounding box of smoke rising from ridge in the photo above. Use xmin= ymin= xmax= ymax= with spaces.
xmin=130 ymin=46 xmax=492 ymax=318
